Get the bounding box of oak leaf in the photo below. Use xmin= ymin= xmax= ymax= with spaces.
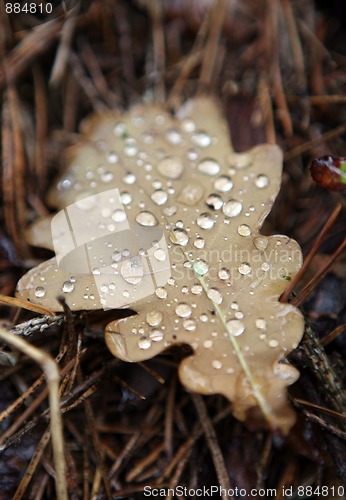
xmin=17 ymin=97 xmax=304 ymax=434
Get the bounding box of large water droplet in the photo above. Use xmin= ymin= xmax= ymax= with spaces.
xmin=218 ymin=268 xmax=230 ymax=280
xmin=120 ymin=258 xmax=144 ymax=284
xmin=146 ymin=311 xmax=163 ymax=327
xmin=191 ymin=284 xmax=202 ymax=294
xmin=107 ymin=151 xmax=118 ymax=164
xmin=193 ymin=260 xmax=209 ymax=275
xmin=154 ymin=248 xmax=166 ymax=261
xmin=186 ymin=148 xmax=198 ymax=161
xmin=113 ymin=122 xmax=127 ymax=137
xmin=229 ymin=152 xmax=252 ymax=169
xmin=214 ymin=175 xmax=233 ymax=192
xmin=238 ymin=262 xmax=252 ymax=275
xmin=120 ymin=192 xmax=132 ymax=205
xmin=100 ymin=171 xmax=114 ymax=183
xmin=237 ymin=224 xmax=251 ymax=236
xmin=207 ymin=288 xmax=223 ymax=305
xmin=192 ymin=131 xmax=212 ymax=147
xmin=151 ymin=189 xmax=168 ymax=205
xmin=256 ymin=318 xmax=267 ymax=330
xmin=223 ymin=199 xmax=243 ymax=217
xmin=150 ymin=330 xmax=164 ymax=342
xmin=62 ymin=281 xmax=74 ymax=293
xmin=163 ymin=206 xmax=177 ymax=217
xmin=212 ymin=360 xmax=223 ymax=369
xmin=175 ymin=303 xmax=192 ymax=318
xmin=155 ymin=287 xmax=168 ymax=299
xmin=183 ymin=319 xmax=196 ymax=331
xmin=123 ymin=172 xmax=136 ymax=185
xmin=206 ymin=194 xmax=223 ymax=210
xmin=204 ymin=340 xmax=213 ymax=348
xmin=170 ymin=228 xmax=189 ymax=246
xmin=136 ymin=211 xmax=158 ymax=226
xmin=194 ymin=238 xmax=205 ymax=249
xmin=165 ymin=128 xmax=182 ymax=144
xmin=269 ymin=339 xmax=279 ymax=348
xmin=227 ymin=319 xmax=245 ymax=336
xmin=197 ymin=159 xmax=220 ymax=175
xmin=124 ymin=138 xmax=138 ymax=157
xmin=197 ymin=213 xmax=215 ymax=230
xmin=177 ymin=183 xmax=204 ymax=205
xmin=112 ymin=209 xmax=127 ymax=222
xmin=181 ymin=119 xmax=196 ymax=133
xmin=35 ymin=286 xmax=46 ymax=298
xmin=158 ymin=156 xmax=184 ymax=179
xmin=254 ymin=236 xmax=268 ymax=251
xmin=255 ymin=174 xmax=269 ymax=188
xmin=138 ymin=337 xmax=151 ymax=350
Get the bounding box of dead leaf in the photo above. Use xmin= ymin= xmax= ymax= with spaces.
xmin=16 ymin=97 xmax=304 ymax=434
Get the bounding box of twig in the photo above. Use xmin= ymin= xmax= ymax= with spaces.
xmin=50 ymin=2 xmax=80 ymax=86
xmin=198 ymin=0 xmax=227 ymax=94
xmin=32 ymin=64 xmax=48 ymax=193
xmin=191 ymin=395 xmax=232 ymax=500
xmin=280 ymin=203 xmax=342 ymax=303
xmin=291 ymin=237 xmax=346 ymax=307
xmin=69 ymin=52 xmax=108 ymax=112
xmin=11 ymin=314 xmax=64 ymax=336
xmin=0 ymin=327 xmax=68 ymax=500
xmin=284 ymin=122 xmax=346 ymax=160
xmin=0 ymin=20 xmax=62 ymax=89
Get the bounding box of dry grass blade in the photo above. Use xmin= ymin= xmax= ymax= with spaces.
xmin=191 ymin=394 xmax=232 ymax=499
xmin=0 ymin=20 xmax=62 ymax=89
xmin=284 ymin=122 xmax=346 ymax=160
xmin=2 ymin=0 xmax=346 ymax=496
xmin=0 ymin=327 xmax=67 ymax=500
xmin=293 ymin=398 xmax=346 ymax=420
xmin=320 ymin=324 xmax=346 ymax=347
xmin=280 ymin=203 xmax=342 ymax=303
xmin=198 ymin=0 xmax=228 ymax=93
xmin=0 ymin=294 xmax=55 ymax=316
xmin=291 ymin=237 xmax=346 ymax=307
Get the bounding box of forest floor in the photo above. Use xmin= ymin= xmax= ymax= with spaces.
xmin=0 ymin=1 xmax=346 ymax=498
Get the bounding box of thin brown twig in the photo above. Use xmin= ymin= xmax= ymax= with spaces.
xmin=69 ymin=52 xmax=108 ymax=112
xmin=268 ymin=0 xmax=293 ymax=137
xmin=284 ymin=122 xmax=346 ymax=160
xmin=191 ymin=395 xmax=232 ymax=500
xmin=280 ymin=204 xmax=342 ymax=303
xmin=32 ymin=64 xmax=48 ymax=193
xmin=49 ymin=2 xmax=80 ymax=86
xmin=0 ymin=328 xmax=68 ymax=500
xmin=0 ymin=20 xmax=62 ymax=89
xmin=8 ymin=84 xmax=29 ymax=257
xmin=198 ymin=0 xmax=228 ymax=94
xmin=164 ymin=375 xmax=176 ymax=459
xmin=291 ymin=237 xmax=346 ymax=307
xmin=320 ymin=324 xmax=346 ymax=347
xmin=78 ymin=38 xmax=117 ymax=108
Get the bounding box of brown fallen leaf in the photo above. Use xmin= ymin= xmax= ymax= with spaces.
xmin=16 ymin=97 xmax=304 ymax=434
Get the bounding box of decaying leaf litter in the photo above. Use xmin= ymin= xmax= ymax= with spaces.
xmin=0 ymin=3 xmax=343 ymax=495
